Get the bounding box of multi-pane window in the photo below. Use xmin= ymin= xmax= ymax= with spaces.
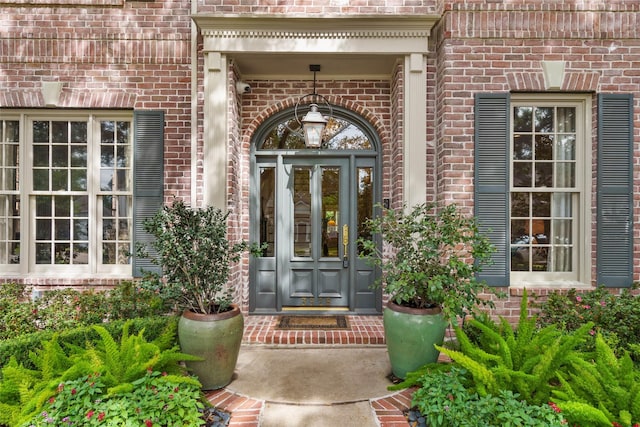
xmin=99 ymin=121 xmax=132 ymax=266
xmin=0 ymin=114 xmax=133 ymax=275
xmin=0 ymin=120 xmax=20 ymax=265
xmin=510 ymin=104 xmax=581 ymax=281
xmin=32 ymin=120 xmax=90 ymax=265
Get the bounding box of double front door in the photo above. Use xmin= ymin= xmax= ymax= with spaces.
xmin=252 ymin=155 xmax=379 ymax=312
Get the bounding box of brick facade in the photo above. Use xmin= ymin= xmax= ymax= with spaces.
xmin=2 ymin=1 xmax=639 ymax=319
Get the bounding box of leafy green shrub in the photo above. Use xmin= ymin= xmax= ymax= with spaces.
xmin=0 ymin=284 xmax=37 ymax=339
xmin=136 ymin=199 xmax=249 ymax=314
xmin=551 ymin=334 xmax=640 ymax=427
xmin=34 ymin=288 xmax=109 ymax=331
xmin=436 ymin=290 xmax=593 ymax=405
xmin=411 ymin=366 xmax=565 ymax=427
xmin=0 ymin=316 xmax=177 ymax=369
xmin=106 ymin=281 xmax=166 ymax=320
xmin=0 ymin=282 xmax=166 ymax=341
xmin=0 ymin=319 xmax=197 ymax=426
xmin=537 ymin=285 xmax=640 ymax=361
xmin=357 ymin=202 xmax=496 ymax=319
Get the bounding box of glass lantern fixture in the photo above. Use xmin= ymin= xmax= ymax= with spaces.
xmin=301 ymin=104 xmax=327 ymax=148
xmin=292 ymin=64 xmax=333 ymax=148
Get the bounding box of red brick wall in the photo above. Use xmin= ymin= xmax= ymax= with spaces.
xmin=0 ymin=0 xmax=194 ymax=204
xmin=0 ymin=0 xmax=194 ymax=288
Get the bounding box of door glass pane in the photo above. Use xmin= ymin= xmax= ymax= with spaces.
xmin=293 ymin=167 xmax=312 ymax=257
xmin=321 ymin=167 xmax=340 ymax=258
xmin=357 ymin=167 xmax=373 ymax=253
xmin=259 ymin=167 xmax=275 ymax=257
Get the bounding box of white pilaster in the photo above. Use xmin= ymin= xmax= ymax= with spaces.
xmin=203 ymin=52 xmax=228 ymax=210
xmin=403 ymin=53 xmax=427 ymax=207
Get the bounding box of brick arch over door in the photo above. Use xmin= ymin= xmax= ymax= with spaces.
xmin=242 ymin=96 xmax=391 ymax=150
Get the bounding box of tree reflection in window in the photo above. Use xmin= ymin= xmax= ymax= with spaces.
xmin=260 ymin=116 xmax=372 ymax=150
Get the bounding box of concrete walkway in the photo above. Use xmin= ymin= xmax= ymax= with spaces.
xmin=205 ymin=316 xmax=415 ymax=426
xmin=207 ymin=345 xmax=412 ymax=427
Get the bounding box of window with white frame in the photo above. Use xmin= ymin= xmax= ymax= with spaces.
xmin=509 ymin=97 xmax=589 ymax=283
xmin=0 ymin=113 xmax=133 ymax=276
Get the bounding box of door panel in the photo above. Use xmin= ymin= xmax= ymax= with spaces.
xmin=283 ymin=159 xmax=349 ymax=307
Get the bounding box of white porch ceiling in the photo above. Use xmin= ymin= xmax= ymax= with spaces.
xmin=231 ymin=53 xmax=402 ymax=80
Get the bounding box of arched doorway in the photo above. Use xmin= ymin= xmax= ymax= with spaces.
xmin=249 ymin=106 xmax=382 ymax=314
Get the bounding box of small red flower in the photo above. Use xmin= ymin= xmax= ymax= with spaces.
xmin=173 ymin=387 xmax=179 ymax=392
xmin=548 ymin=402 xmax=562 ymax=413
xmin=144 ymin=420 xmax=153 ymax=427
xmin=611 ymin=423 xmax=623 ymax=427
xmin=48 ymin=397 xmax=55 ymax=404
xmin=71 ymin=388 xmax=77 ymax=395
xmin=98 ymin=412 xmax=105 ymax=421
xmin=575 ymin=296 xmax=583 ymax=302
xmin=86 ymin=410 xmax=95 ymax=419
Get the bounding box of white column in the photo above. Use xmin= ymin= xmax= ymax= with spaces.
xmin=403 ymin=53 xmax=427 ymax=207
xmin=203 ymin=52 xmax=228 ymax=210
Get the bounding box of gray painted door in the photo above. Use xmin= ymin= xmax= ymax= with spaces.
xmin=281 ymin=158 xmax=349 ymax=307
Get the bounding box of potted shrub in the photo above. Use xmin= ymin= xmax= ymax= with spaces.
xmin=359 ymin=202 xmax=496 ymax=378
xmin=137 ymin=199 xmax=248 ymax=390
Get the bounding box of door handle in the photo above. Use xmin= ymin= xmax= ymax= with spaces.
xmin=342 ymin=224 xmax=349 ymax=267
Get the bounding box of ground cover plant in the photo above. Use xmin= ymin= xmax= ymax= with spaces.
xmin=410 ymin=366 xmax=565 ymax=427
xmin=0 ymin=320 xmax=202 ymax=427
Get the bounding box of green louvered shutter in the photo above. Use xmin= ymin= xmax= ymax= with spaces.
xmin=474 ymin=94 xmax=510 ymax=286
xmin=132 ymin=110 xmax=164 ymax=277
xmin=597 ymin=94 xmax=633 ymax=287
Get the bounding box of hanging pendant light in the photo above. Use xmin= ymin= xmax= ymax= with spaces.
xmin=293 ymin=64 xmax=333 ymax=148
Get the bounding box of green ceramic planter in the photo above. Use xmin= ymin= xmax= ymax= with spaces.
xmin=178 ymin=304 xmax=244 ymax=390
xmin=383 ymin=301 xmax=448 ymax=379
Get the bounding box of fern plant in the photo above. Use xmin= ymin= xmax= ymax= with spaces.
xmin=552 ymin=333 xmax=640 ymax=427
xmin=435 ymin=289 xmax=594 ymax=405
xmin=85 ymin=322 xmax=200 ymax=396
xmin=0 ymin=319 xmax=200 ymax=427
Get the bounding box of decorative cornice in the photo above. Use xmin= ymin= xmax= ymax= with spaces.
xmin=193 ymin=15 xmax=438 ymax=40
xmin=200 ymin=29 xmax=432 ymax=39
xmin=192 ymin=15 xmax=439 ymax=55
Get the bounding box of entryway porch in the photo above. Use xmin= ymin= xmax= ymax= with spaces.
xmin=207 ymin=314 xmax=414 ymax=427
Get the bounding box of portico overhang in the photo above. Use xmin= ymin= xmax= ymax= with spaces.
xmin=192 ymin=13 xmax=439 ymax=208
